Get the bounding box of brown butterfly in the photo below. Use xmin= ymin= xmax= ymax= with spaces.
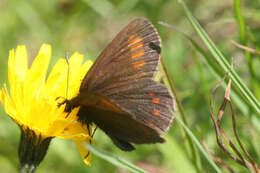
xmin=59 ymin=18 xmax=175 ymax=151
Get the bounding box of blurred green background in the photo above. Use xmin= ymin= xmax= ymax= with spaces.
xmin=0 ymin=0 xmax=260 ymax=172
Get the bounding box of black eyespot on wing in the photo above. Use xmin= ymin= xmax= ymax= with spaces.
xmin=149 ymin=42 xmax=161 ymax=54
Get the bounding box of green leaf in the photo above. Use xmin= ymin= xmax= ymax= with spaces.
xmin=178 ymin=0 xmax=260 ymax=115
xmin=174 ymin=114 xmax=222 ymax=173
xmin=157 ymin=134 xmax=196 ymax=173
xmin=85 ymin=145 xmax=148 ymax=173
xmin=185 ymin=34 xmax=260 ymax=132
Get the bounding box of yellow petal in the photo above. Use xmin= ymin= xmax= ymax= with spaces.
xmin=14 ymin=45 xmax=28 ymax=81
xmin=8 ymin=46 xmax=28 ymax=110
xmin=67 ymin=60 xmax=93 ymax=99
xmin=46 ymin=107 xmax=81 ymax=136
xmin=24 ymin=44 xmax=51 ymax=99
xmin=0 ymin=85 xmax=17 ymax=120
xmin=42 ymin=59 xmax=67 ymax=99
xmin=75 ymin=140 xmax=92 ymax=165
xmin=8 ymin=49 xmax=15 ymax=92
xmin=57 ymin=121 xmax=92 ymax=140
xmin=68 ymin=52 xmax=84 ymax=77
xmin=78 ymin=60 xmax=93 ymax=80
xmin=46 ymin=119 xmax=71 ymax=137
xmin=8 ymin=49 xmax=21 ymax=108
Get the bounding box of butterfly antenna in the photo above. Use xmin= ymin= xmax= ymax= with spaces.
xmin=65 ymin=52 xmax=70 ymax=99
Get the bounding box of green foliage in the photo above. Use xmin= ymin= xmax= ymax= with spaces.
xmin=85 ymin=145 xmax=147 ymax=173
xmin=0 ymin=0 xmax=259 ymax=172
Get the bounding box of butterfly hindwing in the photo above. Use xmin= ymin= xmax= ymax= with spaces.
xmin=77 ymin=105 xmax=165 ymax=145
xmin=102 ymin=79 xmax=174 ymax=134
xmin=109 ymin=136 xmax=136 ymax=151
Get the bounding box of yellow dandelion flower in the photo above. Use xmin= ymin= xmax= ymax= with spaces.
xmin=0 ymin=44 xmax=93 ymax=171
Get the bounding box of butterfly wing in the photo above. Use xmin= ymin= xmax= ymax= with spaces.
xmin=80 ymin=18 xmax=174 ymax=136
xmin=80 ymin=18 xmax=161 ymax=92
xmin=102 ymin=79 xmax=174 ymax=134
xmin=77 ymin=104 xmax=165 ymax=148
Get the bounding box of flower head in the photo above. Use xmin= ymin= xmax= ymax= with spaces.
xmin=0 ymin=44 xmax=93 ymax=169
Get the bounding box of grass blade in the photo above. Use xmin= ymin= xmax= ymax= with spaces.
xmin=234 ymin=0 xmax=259 ymax=102
xmin=174 ymin=113 xmax=222 ymax=173
xmin=85 ymin=145 xmax=147 ymax=173
xmin=160 ymin=59 xmax=202 ymax=172
xmin=178 ymin=0 xmax=260 ymax=115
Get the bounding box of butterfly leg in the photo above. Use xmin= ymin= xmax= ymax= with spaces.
xmin=56 ymin=97 xmax=67 ymax=108
xmin=84 ymin=123 xmax=97 ymax=159
xmin=56 ymin=99 xmax=71 ymax=118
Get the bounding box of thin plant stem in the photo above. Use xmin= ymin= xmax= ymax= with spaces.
xmin=231 ymin=40 xmax=260 ymax=55
xmin=202 ymin=141 xmax=235 ymax=173
xmin=161 ymin=58 xmax=202 ymax=173
xmin=210 ymin=77 xmax=260 ymax=172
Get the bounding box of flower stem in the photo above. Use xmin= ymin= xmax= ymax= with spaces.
xmin=19 ymin=164 xmax=37 ymax=173
xmin=18 ymin=127 xmax=52 ymax=173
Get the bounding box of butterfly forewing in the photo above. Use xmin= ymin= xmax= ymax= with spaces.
xmin=80 ymin=18 xmax=161 ymax=92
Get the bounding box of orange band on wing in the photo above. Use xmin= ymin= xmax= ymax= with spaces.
xmin=132 ymin=60 xmax=146 ymax=69
xmin=130 ymin=50 xmax=145 ymax=59
xmin=128 ymin=37 xmax=143 ymax=46
xmin=130 ymin=43 xmax=144 ymax=51
xmin=149 ymin=92 xmax=155 ymax=96
xmin=127 ymin=34 xmax=135 ymax=40
xmin=154 ymin=109 xmax=160 ymax=116
xmin=152 ymin=98 xmax=160 ymax=104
